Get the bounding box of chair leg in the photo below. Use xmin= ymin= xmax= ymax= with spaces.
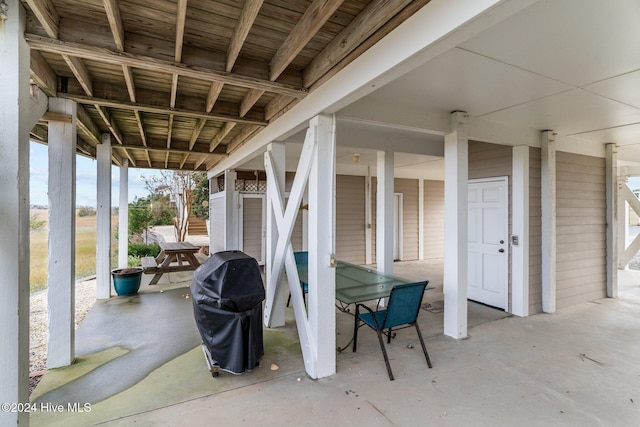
xmin=286 ymin=294 xmax=291 ymax=307
xmin=375 ymin=328 xmax=394 ymax=381
xmin=352 ymin=311 xmax=359 ymax=352
xmin=413 ymin=322 xmax=432 ymax=368
xmin=387 ymin=328 xmax=392 ymax=344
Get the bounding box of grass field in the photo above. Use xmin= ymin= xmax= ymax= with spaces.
xmin=30 ymin=209 xmax=118 ymax=293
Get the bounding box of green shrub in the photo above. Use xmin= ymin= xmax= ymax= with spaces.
xmin=128 ymin=255 xmax=142 ymax=267
xmin=78 ymin=206 xmax=96 ymax=217
xmin=128 ymin=243 xmax=161 ymax=258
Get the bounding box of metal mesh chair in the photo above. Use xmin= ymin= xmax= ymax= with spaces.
xmin=353 ymin=281 xmax=432 ymax=380
xmin=287 ymin=251 xmax=308 ymax=307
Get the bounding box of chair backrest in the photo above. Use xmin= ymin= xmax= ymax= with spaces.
xmin=294 ymin=251 xmax=308 ymax=266
xmin=382 ymin=281 xmax=429 ymax=328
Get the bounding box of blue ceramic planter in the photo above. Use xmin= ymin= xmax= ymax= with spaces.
xmin=112 ymin=267 xmax=143 ymax=296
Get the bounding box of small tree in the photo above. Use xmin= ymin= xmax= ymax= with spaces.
xmin=129 ymin=197 xmax=153 ymax=242
xmin=143 ymin=171 xmax=197 ymax=242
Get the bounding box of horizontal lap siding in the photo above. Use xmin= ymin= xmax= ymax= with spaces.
xmin=336 ymin=175 xmax=366 ymax=264
xmin=555 ymin=152 xmax=607 ymax=309
xmin=395 ymin=178 xmax=419 ymax=260
xmin=529 ymin=148 xmax=543 ymax=314
xmin=424 ymin=180 xmax=444 ymax=259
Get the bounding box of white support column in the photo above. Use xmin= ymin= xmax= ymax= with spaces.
xmin=376 ymin=151 xmax=394 ymax=274
xmin=541 ymin=130 xmax=556 ymax=313
xmin=365 ymin=170 xmax=373 ymax=264
xmin=512 ymin=146 xmax=530 ymax=317
xmin=96 ymin=134 xmax=112 ymax=299
xmin=47 ymin=98 xmax=77 ymax=368
xmin=443 ymin=111 xmax=468 ymax=339
xmin=118 ymin=160 xmax=129 ymax=268
xmin=302 ymin=189 xmax=309 ymax=251
xmin=307 ymin=114 xmax=336 ymax=378
xmin=224 ymin=169 xmax=239 ymax=250
xmin=617 ymin=178 xmax=629 ymax=269
xmin=0 ymin=3 xmax=31 ymax=423
xmin=418 ymin=179 xmax=425 ymax=261
xmin=265 ymin=143 xmax=287 ymax=328
xmin=606 ymin=143 xmax=618 ymax=298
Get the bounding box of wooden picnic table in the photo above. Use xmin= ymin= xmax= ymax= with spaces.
xmin=142 ymin=241 xmax=202 ymax=285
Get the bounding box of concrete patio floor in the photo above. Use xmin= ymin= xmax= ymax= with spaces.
xmin=30 ymin=261 xmax=640 ymax=426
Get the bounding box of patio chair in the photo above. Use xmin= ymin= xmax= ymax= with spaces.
xmin=287 ymin=251 xmax=308 ymax=307
xmin=353 ymin=281 xmax=432 ymax=381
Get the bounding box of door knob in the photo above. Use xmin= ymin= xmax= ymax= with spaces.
xmin=498 ymin=248 xmax=505 ymax=253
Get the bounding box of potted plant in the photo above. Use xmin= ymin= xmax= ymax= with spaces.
xmin=111 ymin=267 xmax=144 ymax=296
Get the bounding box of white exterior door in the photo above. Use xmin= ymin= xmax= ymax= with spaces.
xmin=239 ymin=194 xmax=266 ymax=265
xmin=468 ymin=177 xmax=509 ymax=310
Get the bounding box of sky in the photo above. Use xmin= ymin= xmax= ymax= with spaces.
xmin=30 ymin=141 xmax=163 ymax=208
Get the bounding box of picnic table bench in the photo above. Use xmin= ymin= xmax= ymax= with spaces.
xmin=142 ymin=241 xmax=202 ymax=285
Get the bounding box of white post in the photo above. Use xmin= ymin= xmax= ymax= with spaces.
xmin=365 ymin=171 xmax=373 ymax=264
xmin=265 ymin=143 xmax=287 ymax=328
xmin=541 ymin=130 xmax=556 ymax=313
xmin=443 ymin=111 xmax=468 ymax=339
xmin=606 ymin=143 xmax=618 ymax=298
xmin=118 ymin=160 xmax=129 ymax=268
xmin=308 ymin=114 xmax=336 ymax=378
xmin=96 ymin=134 xmax=113 ymax=299
xmin=0 ymin=3 xmax=31 ymax=424
xmin=512 ymin=146 xmax=529 ymax=317
xmin=47 ymin=98 xmax=77 ymax=368
xmin=617 ymin=178 xmax=628 ymax=269
xmin=376 ymin=151 xmax=394 ymax=274
xmin=224 ymin=169 xmax=239 ymax=250
xmin=418 ymin=179 xmax=425 ymax=261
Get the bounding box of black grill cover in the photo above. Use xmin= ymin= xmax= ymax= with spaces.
xmin=191 ymin=250 xmax=265 ymax=374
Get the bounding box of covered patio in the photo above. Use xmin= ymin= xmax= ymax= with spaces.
xmin=4 ymin=1 xmax=640 ymax=426
xmin=28 ymin=267 xmax=640 ymax=426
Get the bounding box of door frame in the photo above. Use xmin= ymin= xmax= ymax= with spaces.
xmin=238 ymin=193 xmax=266 ymax=265
xmin=468 ymin=176 xmax=509 ymax=311
xmin=394 ymin=192 xmax=403 ymax=261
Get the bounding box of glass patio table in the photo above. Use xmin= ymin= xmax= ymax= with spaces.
xmin=295 ymin=256 xmax=429 ymax=304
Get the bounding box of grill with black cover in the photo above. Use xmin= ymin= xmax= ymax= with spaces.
xmin=191 ymin=250 xmax=265 ymax=376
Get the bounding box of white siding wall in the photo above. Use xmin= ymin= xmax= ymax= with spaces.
xmin=395 ymin=178 xmax=419 ymax=260
xmin=556 ymin=152 xmax=607 ymax=308
xmin=336 ymin=175 xmax=366 ymax=264
xmin=423 ymin=180 xmax=444 ymax=259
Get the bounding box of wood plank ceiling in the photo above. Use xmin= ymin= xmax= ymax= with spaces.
xmin=23 ymin=0 xmax=430 ymax=170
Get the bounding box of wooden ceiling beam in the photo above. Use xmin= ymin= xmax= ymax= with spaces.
xmin=265 ymin=94 xmax=294 ymax=121
xmin=25 ymin=0 xmax=59 ymax=39
xmin=58 ymin=93 xmax=268 ymax=126
xmin=103 ymin=0 xmax=125 ymax=52
xmin=188 ymin=118 xmax=207 ymax=150
xmin=240 ymin=88 xmax=265 ymax=118
xmin=117 ymin=146 xmax=136 ymax=167
xmin=119 ymin=143 xmax=226 ymax=157
xmin=30 ymin=50 xmax=57 ymax=97
xmin=175 ymin=0 xmax=188 ymax=63
xmin=167 ymin=114 xmax=174 ymax=149
xmin=226 ymin=0 xmax=264 ymax=72
xmin=303 ymin=0 xmax=413 ymax=88
xmin=226 ymin=124 xmax=261 ymax=154
xmin=26 ymin=35 xmax=307 ymax=98
xmin=133 ymin=110 xmax=147 ymax=147
xmin=95 ymin=105 xmax=124 ymax=145
xmin=269 ymin=0 xmax=344 ymax=81
xmin=30 ymin=125 xmax=48 ymax=142
xmin=62 ymin=54 xmax=93 ymax=96
xmin=206 ymin=81 xmax=224 ymax=113
xmin=76 ymin=104 xmax=101 ymax=146
xmin=209 ymin=122 xmax=236 ymax=152
xmin=123 ymin=65 xmax=136 ymax=102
